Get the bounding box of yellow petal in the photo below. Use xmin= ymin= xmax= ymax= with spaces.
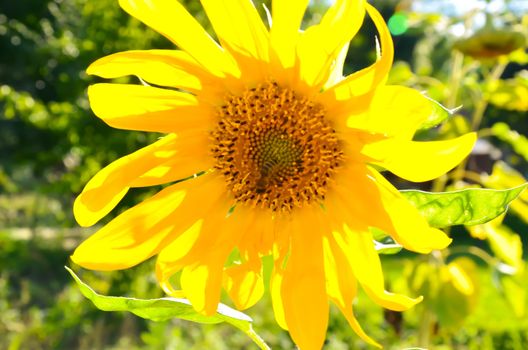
xmin=319 ymin=4 xmax=393 ymax=122
xmin=118 ymin=0 xmax=238 ymax=77
xmin=200 ymin=0 xmax=269 ymax=61
xmin=223 ymin=258 xmax=264 ymax=310
xmin=72 ymin=174 xmax=224 ymax=271
xmin=71 ymin=184 xmax=186 ymax=270
xmin=178 ymin=202 xmax=253 ymax=315
xmin=323 ymin=235 xmax=381 ymax=348
xmin=88 ymin=83 xmax=213 ymax=133
xmin=74 ymin=134 xmax=177 ymax=227
xmin=180 ymin=255 xmax=224 ymax=315
xmin=362 ymin=133 xmax=477 ymax=182
xmin=326 ymin=163 xmax=392 ymax=233
xmin=88 ymin=50 xmax=204 ymax=92
xmin=156 ymin=186 xmax=256 ymax=315
xmin=335 ymin=226 xmax=422 ymax=311
xmin=347 ymin=85 xmax=435 ymax=139
xmin=238 ymin=207 xmax=275 ymax=258
xmin=74 ymin=133 xmax=211 ymax=227
xmin=369 ymin=168 xmax=453 ymax=253
xmin=281 ymin=208 xmax=329 ymax=350
xmin=297 ymin=0 xmax=366 ymax=87
xmin=155 ymin=175 xmax=229 ymax=279
xmin=270 ymin=264 xmax=288 ymax=330
xmin=270 ymin=0 xmax=308 ymax=69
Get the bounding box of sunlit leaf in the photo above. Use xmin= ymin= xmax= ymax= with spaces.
xmin=491 ymin=122 xmax=528 ymax=161
xmin=66 ymin=267 xmax=270 ymax=349
xmin=387 ymin=61 xmax=414 ymax=84
xmin=495 ymin=270 xmax=526 ymax=317
xmin=488 ymin=72 xmax=528 ymax=112
xmin=435 ymin=258 xmax=479 ymax=329
xmin=401 ymin=185 xmax=527 ymax=228
xmin=418 ymin=95 xmax=461 ymax=130
xmin=437 ymin=114 xmax=471 ymax=140
xmin=483 ymin=162 xmax=528 ymax=223
xmin=469 ymin=221 xmax=523 ymax=272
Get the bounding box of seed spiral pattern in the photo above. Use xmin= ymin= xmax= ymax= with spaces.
xmin=211 ymin=81 xmax=344 ymax=212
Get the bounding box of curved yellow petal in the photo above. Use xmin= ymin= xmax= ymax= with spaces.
xmin=270 ymin=215 xmax=293 ymax=331
xmin=281 ymin=208 xmax=329 ymax=350
xmin=270 ymin=265 xmax=288 ymax=330
xmin=71 ymin=184 xmax=186 ymax=270
xmin=86 ymin=50 xmax=224 ymax=99
xmin=74 ymin=133 xmax=210 ymax=227
xmin=88 ymin=83 xmax=213 ymax=133
xmin=223 ymin=257 xmax=264 ymax=310
xmin=362 ymin=132 xmax=477 ymax=182
xmin=270 ymin=0 xmax=308 ymax=69
xmin=327 ymin=4 xmax=393 ymax=95
xmin=178 ymin=202 xmax=253 ymax=315
xmin=320 ymin=4 xmax=393 ymax=123
xmin=326 ymin=163 xmax=392 ymax=233
xmin=347 ymin=85 xmax=435 ymax=139
xmin=156 ymin=186 xmax=257 ymax=315
xmin=72 ymin=174 xmax=225 ymax=271
xmin=369 ymin=168 xmax=453 ymax=253
xmin=323 ymin=235 xmax=381 ymax=348
xmin=336 ymin=226 xmax=422 ymax=311
xmin=129 ymin=154 xmax=211 ymax=188
xmin=155 ymin=175 xmax=228 ymax=279
xmin=118 ymin=0 xmax=238 ymax=77
xmin=200 ymin=0 xmax=269 ymax=61
xmin=180 ymin=255 xmax=225 ymax=316
xmin=297 ymin=0 xmax=366 ymax=87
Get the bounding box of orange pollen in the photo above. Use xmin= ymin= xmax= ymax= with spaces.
xmin=210 ymin=81 xmax=344 ymax=212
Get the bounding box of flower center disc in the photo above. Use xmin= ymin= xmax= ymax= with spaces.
xmin=211 ymin=82 xmax=344 ymax=212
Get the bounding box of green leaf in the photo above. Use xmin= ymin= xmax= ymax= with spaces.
xmin=418 ymin=95 xmax=461 ymax=130
xmin=494 ymin=270 xmax=526 ymax=318
xmin=66 ymin=267 xmax=270 ymax=350
xmin=434 ymin=258 xmax=478 ymax=329
xmin=483 ymin=162 xmax=528 ymax=223
xmin=491 ymin=122 xmax=528 ymax=161
xmin=401 ymin=185 xmax=528 ymax=228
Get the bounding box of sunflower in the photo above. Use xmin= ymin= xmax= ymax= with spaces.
xmin=72 ymin=0 xmax=476 ymax=348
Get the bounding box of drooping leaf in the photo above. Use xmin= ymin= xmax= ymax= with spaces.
xmin=401 ymin=184 xmax=527 ymax=228
xmin=66 ymin=267 xmax=270 ymax=349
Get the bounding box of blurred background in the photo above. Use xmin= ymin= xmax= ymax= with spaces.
xmin=0 ymin=0 xmax=527 ymax=349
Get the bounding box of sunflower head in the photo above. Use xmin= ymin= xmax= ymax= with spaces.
xmin=72 ymin=1 xmax=476 ymax=348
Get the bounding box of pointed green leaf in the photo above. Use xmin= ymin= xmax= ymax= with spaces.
xmin=66 ymin=267 xmax=270 ymax=349
xmin=418 ymin=95 xmax=461 ymax=130
xmin=401 ymin=184 xmax=528 ymax=228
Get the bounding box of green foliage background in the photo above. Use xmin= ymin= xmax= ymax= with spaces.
xmin=1 ymin=0 xmax=527 ymax=349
